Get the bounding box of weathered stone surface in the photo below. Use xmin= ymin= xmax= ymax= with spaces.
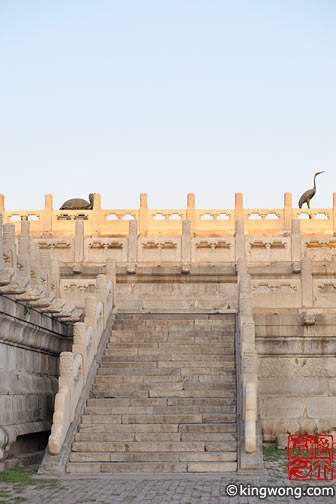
xmin=66 ymin=312 xmax=237 ymax=473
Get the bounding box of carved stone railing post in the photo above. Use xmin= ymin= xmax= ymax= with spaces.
xmin=187 ymin=193 xmax=195 ymax=235
xmin=72 ymin=323 xmax=88 ymax=381
xmin=48 ymin=352 xmax=73 ymax=455
xmin=235 ymin=193 xmax=243 ymax=221
xmin=236 ymin=260 xmax=259 ymax=464
xmin=181 ymin=220 xmax=191 ymax=265
xmin=40 ymin=250 xmax=52 ymax=292
xmin=92 ymin=193 xmax=101 ymax=236
xmin=139 ymin=193 xmax=148 ymax=237
xmin=3 ymin=224 xmax=17 ymax=271
xmin=0 ymin=213 xmax=13 ymax=288
xmin=96 ymin=274 xmax=107 ymax=328
xmin=128 ymin=220 xmax=138 ymax=265
xmin=301 ymin=257 xmax=313 ymax=308
xmin=58 ymin=352 xmax=74 ymax=420
xmin=106 ymin=258 xmax=116 ymax=306
xmin=84 ymin=296 xmax=98 ymax=354
xmin=235 ymin=220 xmax=245 ymax=261
xmin=284 ymin=192 xmax=293 ymax=232
xmin=0 ymin=213 xmax=3 ymax=269
xmin=18 ymin=228 xmax=31 ymax=283
xmin=51 ymin=258 xmax=60 ymax=297
xmin=43 ymin=194 xmax=53 ymax=235
xmin=75 ymin=221 xmax=84 ymax=263
xmin=291 ymin=219 xmax=301 ymax=264
xmin=30 ymin=242 xmax=42 ymax=287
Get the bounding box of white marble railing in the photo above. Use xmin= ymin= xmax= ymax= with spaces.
xmin=48 ymin=277 xmax=112 ymax=455
xmin=0 ymin=214 xmax=83 ymax=323
xmin=237 ymin=261 xmax=258 ymax=455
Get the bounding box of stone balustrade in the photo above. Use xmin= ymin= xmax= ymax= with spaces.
xmin=0 ymin=216 xmax=83 ymax=323
xmin=2 ymin=192 xmax=336 ymax=238
xmin=236 ymin=257 xmax=259 ymax=469
xmin=48 ymin=279 xmax=112 ymax=456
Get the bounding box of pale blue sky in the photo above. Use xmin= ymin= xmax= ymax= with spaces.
xmin=0 ymin=1 xmax=335 ymax=210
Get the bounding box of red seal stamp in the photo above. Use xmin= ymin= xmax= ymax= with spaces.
xmin=288 ymin=434 xmax=333 ymax=481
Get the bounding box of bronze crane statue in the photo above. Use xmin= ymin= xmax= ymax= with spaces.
xmin=298 ymin=172 xmax=325 ymax=213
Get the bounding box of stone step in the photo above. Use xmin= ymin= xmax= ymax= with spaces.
xmin=69 ymin=450 xmax=237 ymax=463
xmin=92 ymin=389 xmax=150 ymax=398
xmin=114 ymin=317 xmax=235 ymax=324
xmin=111 ymin=329 xmax=235 ymax=337
xmin=101 ymin=353 xmax=235 ymax=363
xmin=78 ymin=422 xmax=237 ymax=434
xmin=75 ymin=432 xmax=183 ymax=443
xmin=95 ymin=372 xmax=236 ymax=383
xmin=87 ymin=398 xmax=166 ymax=407
xmin=157 ymin=360 xmax=235 ymax=368
xmin=97 ymin=366 xmax=182 ymax=376
xmin=91 ymin=388 xmax=236 ymax=399
xmin=79 ymin=423 xmax=181 ymax=433
xmin=86 ymin=397 xmax=236 ymax=407
xmin=81 ymin=413 xmax=237 ymax=425
xmin=97 ymin=363 xmax=236 ymax=374
xmin=113 ymin=320 xmax=235 ymax=329
xmin=92 ymin=379 xmax=236 ymax=394
xmin=147 ymin=389 xmax=236 ymax=398
xmin=72 ymin=441 xmax=205 ymax=453
xmin=72 ymin=440 xmax=237 ymax=453
xmin=109 ymin=335 xmax=234 ymax=344
xmin=104 ymin=343 xmax=234 ymax=354
xmin=69 ymin=312 xmax=237 ymax=474
xmin=66 ymin=461 xmax=238 ymax=473
xmin=94 ymin=375 xmax=193 ymax=385
xmin=84 ymin=405 xmax=236 ymax=416
xmin=75 ymin=431 xmax=237 ymax=443
xmin=114 ymin=314 xmax=236 ymax=321
xmin=179 ymin=423 xmax=237 ymax=433
xmin=66 ymin=462 xmax=188 ymax=473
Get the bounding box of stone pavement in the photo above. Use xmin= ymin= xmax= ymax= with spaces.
xmin=0 ymin=449 xmax=335 ymax=504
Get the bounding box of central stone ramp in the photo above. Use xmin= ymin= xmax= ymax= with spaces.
xmin=67 ymin=313 xmax=237 ymax=473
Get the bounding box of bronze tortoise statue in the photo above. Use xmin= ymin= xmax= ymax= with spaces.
xmin=59 ymin=193 xmax=95 ymax=210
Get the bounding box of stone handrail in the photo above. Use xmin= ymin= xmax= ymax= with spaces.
xmin=244 ymin=382 xmax=257 ymax=453
xmin=237 ymin=260 xmax=258 ymax=456
xmin=0 ymin=214 xmax=83 ymax=323
xmin=2 ymin=192 xmax=336 ymax=238
xmin=48 ymin=280 xmax=112 ymax=456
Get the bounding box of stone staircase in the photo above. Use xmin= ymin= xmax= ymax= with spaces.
xmin=66 ymin=313 xmax=237 ymax=473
